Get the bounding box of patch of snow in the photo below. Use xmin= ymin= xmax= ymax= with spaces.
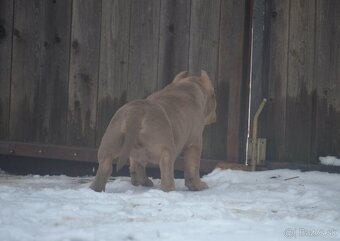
xmin=319 ymin=156 xmax=340 ymax=166
xmin=0 ymin=168 xmax=339 ymax=241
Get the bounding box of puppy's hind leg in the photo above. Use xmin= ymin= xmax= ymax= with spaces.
xmin=90 ymin=119 xmax=123 ymax=192
xmin=90 ymin=157 xmax=113 ymax=192
xmin=130 ymin=160 xmax=153 ymax=187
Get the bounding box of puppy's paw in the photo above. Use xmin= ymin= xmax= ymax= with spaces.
xmin=161 ymin=182 xmax=175 ymax=192
xmin=142 ymin=178 xmax=154 ymax=187
xmin=90 ymin=182 xmax=105 ymax=192
xmin=185 ymin=179 xmax=208 ymax=191
xmin=131 ymin=177 xmax=154 ymax=187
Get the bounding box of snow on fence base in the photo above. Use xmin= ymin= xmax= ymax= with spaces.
xmin=319 ymin=156 xmax=340 ymax=167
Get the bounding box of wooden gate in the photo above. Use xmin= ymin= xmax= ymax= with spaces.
xmin=0 ymin=0 xmax=250 ymax=164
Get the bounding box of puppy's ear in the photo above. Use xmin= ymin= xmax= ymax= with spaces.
xmin=200 ymin=70 xmax=213 ymax=93
xmin=172 ymin=71 xmax=188 ymax=83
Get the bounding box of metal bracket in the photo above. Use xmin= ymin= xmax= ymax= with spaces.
xmin=250 ymin=98 xmax=267 ymax=171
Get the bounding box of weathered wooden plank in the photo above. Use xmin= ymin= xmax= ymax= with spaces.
xmin=189 ymin=0 xmax=221 ymax=159
xmin=266 ymin=0 xmax=290 ymax=162
xmin=67 ymin=0 xmax=102 ymax=147
xmin=189 ymin=0 xmax=220 ymax=79
xmin=10 ymin=0 xmax=71 ymax=144
xmin=285 ymin=0 xmax=316 ymax=163
xmin=96 ymin=0 xmax=131 ymax=146
xmin=314 ymin=0 xmax=340 ymax=160
xmin=127 ymin=0 xmax=161 ymax=100
xmin=0 ymin=0 xmax=13 ymax=140
xmin=158 ymin=0 xmax=190 ymax=86
xmin=218 ymin=0 xmax=247 ymax=162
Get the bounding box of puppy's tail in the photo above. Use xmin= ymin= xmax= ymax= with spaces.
xmin=116 ymin=111 xmax=142 ymax=172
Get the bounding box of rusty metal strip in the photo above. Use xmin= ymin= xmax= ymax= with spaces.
xmin=0 ymin=141 xmax=219 ymax=172
xmin=0 ymin=141 xmax=97 ymax=163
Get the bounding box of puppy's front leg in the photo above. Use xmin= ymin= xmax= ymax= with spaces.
xmin=130 ymin=160 xmax=154 ymax=187
xmin=183 ymin=144 xmax=208 ymax=191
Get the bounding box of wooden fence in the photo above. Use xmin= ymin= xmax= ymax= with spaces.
xmin=1 ymin=0 xmax=339 ymax=169
xmin=0 ymin=0 xmax=250 ymax=161
xmin=263 ymin=0 xmax=340 ymax=164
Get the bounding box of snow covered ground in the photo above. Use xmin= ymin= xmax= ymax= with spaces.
xmin=320 ymin=156 xmax=340 ymax=167
xmin=0 ymin=168 xmax=339 ymax=241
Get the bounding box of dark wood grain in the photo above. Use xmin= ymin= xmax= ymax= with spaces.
xmin=189 ymin=0 xmax=221 ymax=159
xmin=127 ymin=0 xmax=161 ymax=100
xmin=0 ymin=0 xmax=13 ymax=140
xmin=266 ymin=0 xmax=290 ymax=162
xmin=285 ymin=0 xmax=316 ymax=163
xmin=10 ymin=0 xmax=71 ymax=144
xmin=314 ymin=0 xmax=340 ymax=160
xmin=67 ymin=0 xmax=102 ymax=147
xmin=158 ymin=0 xmax=190 ymax=86
xmin=96 ymin=0 xmax=131 ymax=146
xmin=188 ymin=0 xmax=220 ymax=79
xmin=218 ymin=0 xmax=247 ymax=162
